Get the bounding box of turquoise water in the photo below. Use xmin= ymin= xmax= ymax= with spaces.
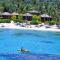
xmin=0 ymin=29 xmax=60 ymax=60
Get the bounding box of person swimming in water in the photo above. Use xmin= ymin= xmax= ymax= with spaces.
xmin=17 ymin=48 xmax=30 ymax=53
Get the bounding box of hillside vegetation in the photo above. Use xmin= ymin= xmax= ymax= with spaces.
xmin=0 ymin=0 xmax=60 ymax=20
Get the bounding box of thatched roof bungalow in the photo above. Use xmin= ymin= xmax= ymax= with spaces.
xmin=40 ymin=14 xmax=52 ymax=22
xmin=1 ymin=12 xmax=19 ymax=19
xmin=1 ymin=12 xmax=11 ymax=19
xmin=11 ymin=12 xmax=19 ymax=19
xmin=23 ymin=13 xmax=32 ymax=21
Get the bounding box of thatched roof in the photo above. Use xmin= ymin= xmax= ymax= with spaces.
xmin=2 ymin=12 xmax=11 ymax=15
xmin=23 ymin=13 xmax=32 ymax=16
xmin=41 ymin=14 xmax=51 ymax=17
xmin=11 ymin=12 xmax=19 ymax=15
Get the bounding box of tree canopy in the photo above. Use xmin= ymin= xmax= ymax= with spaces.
xmin=0 ymin=0 xmax=60 ymax=20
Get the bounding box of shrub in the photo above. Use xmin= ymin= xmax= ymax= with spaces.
xmin=12 ymin=19 xmax=24 ymax=23
xmin=30 ymin=20 xmax=39 ymax=25
xmin=31 ymin=15 xmax=40 ymax=25
xmin=11 ymin=15 xmax=16 ymax=20
xmin=11 ymin=14 xmax=25 ymax=23
xmin=0 ymin=19 xmax=10 ymax=23
xmin=48 ymin=20 xmax=56 ymax=25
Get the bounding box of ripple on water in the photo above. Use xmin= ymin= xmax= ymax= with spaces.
xmin=40 ymin=41 xmax=54 ymax=44
xmin=0 ymin=53 xmax=60 ymax=60
xmin=12 ymin=32 xmax=46 ymax=38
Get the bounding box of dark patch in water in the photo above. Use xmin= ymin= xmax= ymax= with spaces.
xmin=0 ymin=29 xmax=5 ymax=32
xmin=13 ymin=32 xmax=33 ymax=37
xmin=53 ymin=32 xmax=60 ymax=36
xmin=0 ymin=53 xmax=60 ymax=60
xmin=40 ymin=41 xmax=53 ymax=44
xmin=13 ymin=33 xmax=24 ymax=36
xmin=34 ymin=34 xmax=45 ymax=38
xmin=0 ymin=30 xmax=4 ymax=32
xmin=13 ymin=32 xmax=33 ymax=36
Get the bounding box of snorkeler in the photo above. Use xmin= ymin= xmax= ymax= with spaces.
xmin=17 ymin=48 xmax=30 ymax=53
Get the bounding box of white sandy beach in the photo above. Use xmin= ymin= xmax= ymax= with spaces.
xmin=0 ymin=23 xmax=60 ymax=32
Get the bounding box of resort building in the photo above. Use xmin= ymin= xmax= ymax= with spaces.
xmin=23 ymin=13 xmax=32 ymax=21
xmin=1 ymin=12 xmax=19 ymax=19
xmin=40 ymin=14 xmax=52 ymax=22
xmin=11 ymin=12 xmax=19 ymax=19
xmin=1 ymin=12 xmax=11 ymax=19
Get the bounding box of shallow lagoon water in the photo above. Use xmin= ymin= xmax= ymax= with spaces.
xmin=0 ymin=29 xmax=60 ymax=60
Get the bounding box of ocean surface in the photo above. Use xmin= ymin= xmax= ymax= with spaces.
xmin=0 ymin=29 xmax=60 ymax=60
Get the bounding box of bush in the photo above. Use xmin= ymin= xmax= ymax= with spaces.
xmin=12 ymin=19 xmax=24 ymax=23
xmin=11 ymin=15 xmax=24 ymax=23
xmin=31 ymin=15 xmax=40 ymax=25
xmin=0 ymin=19 xmax=10 ymax=23
xmin=30 ymin=20 xmax=39 ymax=25
xmin=11 ymin=15 xmax=16 ymax=20
xmin=48 ymin=20 xmax=56 ymax=25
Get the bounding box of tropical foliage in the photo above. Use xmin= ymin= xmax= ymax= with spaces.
xmin=0 ymin=19 xmax=10 ymax=23
xmin=31 ymin=15 xmax=40 ymax=25
xmin=48 ymin=20 xmax=56 ymax=25
xmin=0 ymin=0 xmax=60 ymax=22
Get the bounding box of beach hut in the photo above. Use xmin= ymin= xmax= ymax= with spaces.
xmin=28 ymin=10 xmax=40 ymax=15
xmin=1 ymin=12 xmax=11 ymax=19
xmin=11 ymin=12 xmax=19 ymax=19
xmin=40 ymin=14 xmax=52 ymax=22
xmin=23 ymin=13 xmax=32 ymax=21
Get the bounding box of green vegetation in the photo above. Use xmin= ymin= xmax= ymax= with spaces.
xmin=0 ymin=19 xmax=10 ymax=23
xmin=11 ymin=19 xmax=24 ymax=23
xmin=11 ymin=15 xmax=16 ymax=20
xmin=11 ymin=15 xmax=24 ymax=23
xmin=31 ymin=15 xmax=40 ymax=25
xmin=0 ymin=0 xmax=60 ymax=24
xmin=48 ymin=20 xmax=56 ymax=25
xmin=0 ymin=0 xmax=60 ymax=20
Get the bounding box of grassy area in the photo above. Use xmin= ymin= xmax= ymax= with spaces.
xmin=0 ymin=19 xmax=11 ymax=23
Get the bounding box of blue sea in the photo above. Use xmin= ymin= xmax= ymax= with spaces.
xmin=0 ymin=29 xmax=60 ymax=60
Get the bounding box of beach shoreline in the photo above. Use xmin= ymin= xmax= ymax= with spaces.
xmin=0 ymin=23 xmax=60 ymax=32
